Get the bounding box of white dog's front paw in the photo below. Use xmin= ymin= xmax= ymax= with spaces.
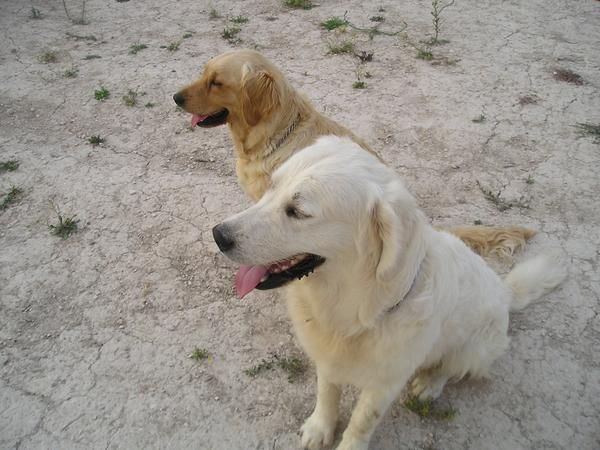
xmin=336 ymin=435 xmax=369 ymax=450
xmin=301 ymin=413 xmax=336 ymax=449
xmin=410 ymin=373 xmax=447 ymax=401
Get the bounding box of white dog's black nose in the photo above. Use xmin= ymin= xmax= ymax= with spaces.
xmin=212 ymin=224 xmax=235 ymax=252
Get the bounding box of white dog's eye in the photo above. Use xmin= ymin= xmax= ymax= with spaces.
xmin=286 ymin=205 xmax=308 ymax=219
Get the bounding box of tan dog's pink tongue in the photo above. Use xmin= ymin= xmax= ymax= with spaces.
xmin=235 ymin=265 xmax=268 ymax=299
xmin=191 ymin=114 xmax=209 ymax=128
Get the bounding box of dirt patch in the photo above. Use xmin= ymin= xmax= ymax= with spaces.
xmin=1 ymin=1 xmax=599 ymax=449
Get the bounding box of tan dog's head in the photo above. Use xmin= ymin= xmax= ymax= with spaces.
xmin=173 ymin=49 xmax=284 ymax=128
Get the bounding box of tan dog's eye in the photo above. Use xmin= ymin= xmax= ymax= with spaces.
xmin=210 ymin=79 xmax=223 ymax=88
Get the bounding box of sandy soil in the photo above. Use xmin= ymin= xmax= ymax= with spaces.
xmin=1 ymin=0 xmax=599 ymax=449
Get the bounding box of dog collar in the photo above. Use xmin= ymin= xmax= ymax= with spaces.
xmin=266 ymin=114 xmax=301 ymax=156
xmin=386 ymin=258 xmax=424 ymax=314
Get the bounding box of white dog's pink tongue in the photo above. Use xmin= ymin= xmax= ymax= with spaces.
xmin=191 ymin=114 xmax=209 ymax=128
xmin=235 ymin=265 xmax=268 ymax=299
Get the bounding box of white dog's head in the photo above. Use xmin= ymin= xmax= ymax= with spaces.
xmin=213 ymin=136 xmax=426 ymax=299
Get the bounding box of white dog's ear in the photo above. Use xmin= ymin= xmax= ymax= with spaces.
xmin=371 ymin=194 xmax=426 ymax=288
xmin=241 ymin=63 xmax=280 ymax=127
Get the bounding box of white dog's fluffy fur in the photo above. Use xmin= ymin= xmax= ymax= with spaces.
xmin=216 ymin=136 xmax=565 ymax=450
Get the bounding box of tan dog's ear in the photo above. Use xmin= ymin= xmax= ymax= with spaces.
xmin=241 ymin=63 xmax=280 ymax=126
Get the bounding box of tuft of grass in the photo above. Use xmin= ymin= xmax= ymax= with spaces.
xmin=472 ymin=114 xmax=486 ymax=123
xmin=473 ymin=219 xmax=483 ymax=225
xmin=144 ymin=102 xmax=155 ymax=108
xmin=574 ymin=122 xmax=600 ymax=144
xmin=476 ymin=180 xmax=529 ymax=211
xmin=63 ymin=67 xmax=79 ymax=78
xmin=38 ymin=51 xmax=58 ymax=63
xmin=0 ymin=160 xmax=20 ymax=173
xmin=83 ymin=54 xmax=101 ymax=60
xmin=129 ymin=43 xmax=148 ymax=55
xmin=222 ymin=26 xmax=241 ymax=41
xmin=190 ymin=347 xmax=210 ymax=361
xmin=88 ymin=135 xmax=105 ymax=146
xmin=284 ymin=0 xmax=313 ymax=9
xmin=66 ymin=32 xmax=96 ymax=41
xmin=230 ymin=15 xmax=248 ymax=24
xmin=553 ymin=68 xmax=583 ymax=85
xmin=182 ymin=32 xmax=193 ymax=39
xmin=355 ymin=50 xmax=373 ymax=62
xmin=94 ymin=87 xmax=110 ymax=101
xmin=519 ymin=95 xmax=539 ymax=105
xmin=404 ymin=396 xmax=457 ymax=420
xmin=1 ymin=186 xmax=23 ymax=211
xmin=209 ymin=8 xmax=222 ymax=20
xmin=166 ymin=41 xmax=181 ymax=52
xmin=369 ymin=15 xmax=385 ymax=22
xmin=416 ymin=49 xmax=433 ymax=60
xmin=49 ymin=212 xmax=79 ymax=238
xmin=328 ymin=41 xmax=354 ymax=55
xmin=525 ymin=174 xmax=535 ymax=185
xmin=321 ymin=16 xmax=347 ymax=31
xmin=244 ymin=354 xmax=307 ymax=383
xmin=30 ymin=7 xmax=42 ymax=19
xmin=353 ymin=81 xmax=366 ymax=89
xmin=122 ymin=89 xmax=138 ymax=107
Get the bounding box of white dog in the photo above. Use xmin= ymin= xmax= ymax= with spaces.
xmin=212 ymin=136 xmax=565 ymax=450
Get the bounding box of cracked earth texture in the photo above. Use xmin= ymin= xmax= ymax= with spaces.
xmin=0 ymin=1 xmax=599 ymax=449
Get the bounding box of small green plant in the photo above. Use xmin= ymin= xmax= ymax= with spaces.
xmin=63 ymin=67 xmax=79 ymax=78
xmin=167 ymin=41 xmax=181 ymax=51
xmin=182 ymin=32 xmax=193 ymax=39
xmin=48 ymin=208 xmax=79 ymax=239
xmin=353 ymin=81 xmax=366 ymax=89
xmin=222 ymin=26 xmax=241 ymax=42
xmin=30 ymin=7 xmax=42 ymax=19
xmin=472 ymin=114 xmax=486 ymax=123
xmin=209 ymin=8 xmax=222 ymax=19
xmin=122 ymin=89 xmax=138 ymax=107
xmin=369 ymin=15 xmax=385 ymax=22
xmin=190 ymin=347 xmax=210 ymax=361
xmin=244 ymin=354 xmax=307 ymax=383
xmin=129 ymin=43 xmax=147 ymax=55
xmin=473 ymin=219 xmax=483 ymax=225
xmin=38 ymin=51 xmax=58 ymax=63
xmin=328 ymin=40 xmax=354 ymax=54
xmin=321 ymin=16 xmax=347 ymax=31
xmin=574 ymin=122 xmax=600 ymax=144
xmin=525 ymin=174 xmax=535 ymax=185
xmin=427 ymin=0 xmax=454 ymax=45
xmin=476 ymin=180 xmax=529 ymax=212
xmin=61 ymin=0 xmax=87 ymax=25
xmin=404 ymin=396 xmax=456 ymax=420
xmin=230 ymin=15 xmax=248 ymax=24
xmin=1 ymin=186 xmax=23 ymax=211
xmin=66 ymin=32 xmax=96 ymax=41
xmin=0 ymin=160 xmax=20 ymax=173
xmin=83 ymin=54 xmax=101 ymax=60
xmin=94 ymin=87 xmax=110 ymax=101
xmin=88 ymin=135 xmax=105 ymax=146
xmin=284 ymin=0 xmax=313 ymax=9
xmin=144 ymin=102 xmax=155 ymax=108
xmin=355 ymin=50 xmax=373 ymax=62
xmin=416 ymin=49 xmax=433 ymax=60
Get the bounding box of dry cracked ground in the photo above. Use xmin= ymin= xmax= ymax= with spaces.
xmin=1 ymin=0 xmax=599 ymax=449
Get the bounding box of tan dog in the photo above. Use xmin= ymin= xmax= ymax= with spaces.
xmin=174 ymin=49 xmax=533 ymax=257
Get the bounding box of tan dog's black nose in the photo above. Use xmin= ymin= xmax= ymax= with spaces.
xmin=173 ymin=92 xmax=185 ymax=106
xmin=213 ymin=224 xmax=235 ymax=252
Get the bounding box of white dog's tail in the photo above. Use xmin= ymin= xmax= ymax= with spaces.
xmin=504 ymin=253 xmax=566 ymax=311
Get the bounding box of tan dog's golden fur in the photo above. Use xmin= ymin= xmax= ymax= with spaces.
xmin=175 ymin=49 xmax=534 ymax=256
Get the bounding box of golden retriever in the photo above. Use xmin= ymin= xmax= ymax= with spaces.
xmin=174 ymin=49 xmax=534 ymax=257
xmin=212 ymin=136 xmax=565 ymax=450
